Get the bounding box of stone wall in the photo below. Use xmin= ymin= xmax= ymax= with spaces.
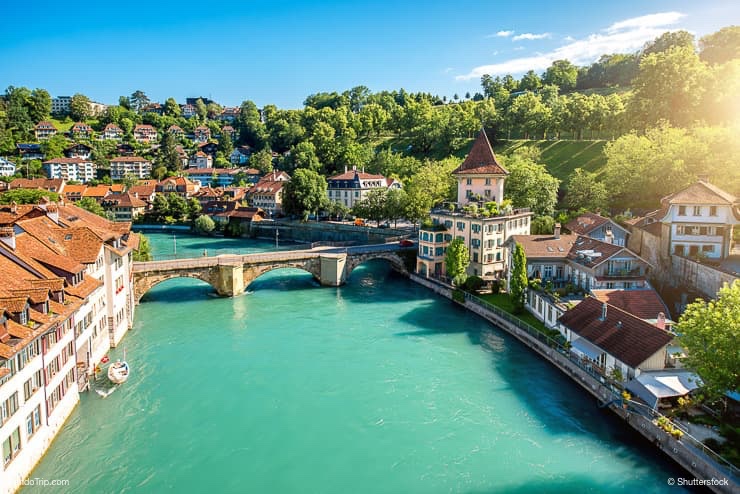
xmin=670 ymin=255 xmax=738 ymax=299
xmin=252 ymin=221 xmax=407 ymax=244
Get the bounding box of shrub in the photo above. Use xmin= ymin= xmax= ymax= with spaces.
xmin=194 ymin=215 xmax=216 ymax=234
xmin=452 ymin=289 xmax=465 ymax=303
xmin=462 ymin=275 xmax=485 ymax=293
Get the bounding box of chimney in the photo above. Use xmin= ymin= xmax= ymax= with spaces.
xmin=656 ymin=312 xmax=666 ymax=330
xmin=352 ymin=165 xmax=357 ymax=172
xmin=344 ymin=165 xmax=347 ymax=174
xmin=554 ymin=223 xmax=561 ymax=239
xmin=604 ymin=226 xmax=614 ymax=244
xmin=600 ymin=302 xmax=607 ymax=321
xmin=10 ymin=201 xmax=17 ymax=214
xmin=0 ymin=227 xmax=16 ymax=250
xmin=46 ymin=203 xmax=59 ymax=224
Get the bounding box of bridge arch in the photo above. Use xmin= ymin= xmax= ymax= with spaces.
xmin=243 ymin=262 xmax=321 ymax=289
xmin=134 ymin=271 xmax=220 ymax=303
xmin=344 ymin=252 xmax=409 ymax=282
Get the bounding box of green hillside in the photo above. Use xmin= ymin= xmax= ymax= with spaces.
xmin=494 ymin=140 xmax=608 ymax=180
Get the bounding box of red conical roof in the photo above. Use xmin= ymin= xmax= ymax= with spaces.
xmin=452 ymin=129 xmax=508 ymax=175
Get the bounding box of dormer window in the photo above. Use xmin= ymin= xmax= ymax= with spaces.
xmin=710 ymin=206 xmax=717 ymax=216
xmin=678 ymin=206 xmax=686 ymax=216
xmin=693 ymin=206 xmax=701 ymax=216
xmin=19 ymin=310 xmax=27 ymax=325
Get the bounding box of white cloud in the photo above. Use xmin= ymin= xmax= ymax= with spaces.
xmin=487 ymin=30 xmax=514 ymax=38
xmin=564 ymin=36 xmax=575 ymax=42
xmin=457 ymin=11 xmax=685 ymax=80
xmin=512 ymin=32 xmax=551 ymax=41
xmin=606 ymin=11 xmax=685 ymax=34
xmin=443 ymin=67 xmax=454 ymax=74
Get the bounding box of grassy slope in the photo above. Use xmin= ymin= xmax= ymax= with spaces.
xmin=367 ymin=135 xmax=609 ymax=181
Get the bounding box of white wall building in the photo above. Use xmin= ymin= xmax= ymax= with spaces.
xmin=42 ymin=158 xmax=96 ymax=183
xmin=110 ymin=157 xmax=152 ymax=180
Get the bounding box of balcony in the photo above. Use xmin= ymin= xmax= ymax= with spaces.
xmin=601 ymin=267 xmax=643 ymax=279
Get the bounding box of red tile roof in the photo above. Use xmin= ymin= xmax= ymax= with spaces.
xmin=110 ymin=156 xmax=150 ymax=163
xmin=566 ymin=236 xmax=626 ymax=268
xmin=329 ymin=170 xmax=386 ymax=181
xmin=452 ymin=129 xmax=508 ymax=176
xmin=591 ymin=289 xmax=671 ymax=321
xmin=565 ymin=213 xmax=611 ymax=235
xmin=557 ymin=297 xmax=673 ymax=368
xmin=509 ymin=234 xmax=577 ymax=259
xmin=662 ymin=180 xmax=737 ymax=205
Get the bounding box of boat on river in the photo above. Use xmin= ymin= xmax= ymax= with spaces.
xmin=108 ymin=360 xmax=129 ymax=384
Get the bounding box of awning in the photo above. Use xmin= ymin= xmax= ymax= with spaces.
xmin=571 ymin=337 xmax=603 ymax=360
xmin=626 ymin=370 xmax=702 ymax=409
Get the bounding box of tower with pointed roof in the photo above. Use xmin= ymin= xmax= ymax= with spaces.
xmin=452 ymin=129 xmax=508 ymax=206
xmin=415 ymin=129 xmax=533 ymax=282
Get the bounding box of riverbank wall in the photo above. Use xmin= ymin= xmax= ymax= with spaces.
xmin=251 ymin=221 xmax=409 ymax=245
xmin=410 ymin=274 xmax=739 ymax=494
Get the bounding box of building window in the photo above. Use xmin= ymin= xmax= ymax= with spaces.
xmin=673 ymin=244 xmax=685 ymax=255
xmin=2 ymin=427 xmax=21 ymax=465
xmin=473 ymin=253 xmax=479 ymax=262
xmin=702 ymin=245 xmax=715 ymax=253
xmin=466 ymin=178 xmax=472 ymax=185
xmin=456 ymin=222 xmax=465 ymax=231
xmin=693 ymin=206 xmax=701 ymax=216
xmin=678 ymin=206 xmax=686 ymax=216
xmin=484 ymin=190 xmax=491 ymax=197
xmin=709 ymin=206 xmax=717 ymax=216
xmin=485 ymin=178 xmax=491 ymax=185
xmin=544 ymin=265 xmax=553 ymax=278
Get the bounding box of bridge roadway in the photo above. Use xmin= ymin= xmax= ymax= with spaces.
xmin=132 ymin=243 xmax=411 ymax=302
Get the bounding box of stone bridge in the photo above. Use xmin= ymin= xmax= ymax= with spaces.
xmin=132 ymin=244 xmax=410 ymax=303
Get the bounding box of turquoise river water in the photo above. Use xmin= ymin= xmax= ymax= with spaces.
xmin=24 ymin=233 xmax=688 ymax=493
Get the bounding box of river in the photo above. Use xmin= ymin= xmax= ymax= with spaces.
xmin=24 ymin=232 xmax=686 ymax=493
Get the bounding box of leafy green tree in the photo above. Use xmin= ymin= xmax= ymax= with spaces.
xmin=502 ymin=152 xmax=560 ymax=216
xmin=163 ymin=97 xmax=181 ymax=117
xmin=130 ymin=90 xmax=150 ymax=112
xmin=282 ymin=168 xmax=328 ymax=220
xmin=564 ymin=168 xmax=608 ymax=211
xmin=288 ymin=141 xmax=321 ymax=171
xmin=677 ymin=280 xmax=740 ymax=400
xmin=564 ymin=93 xmax=593 ymax=139
xmin=5 ymin=86 xmax=33 ymax=139
xmin=151 ymin=194 xmax=170 ymax=222
xmin=218 ymin=129 xmax=234 ymax=158
xmin=0 ymin=189 xmax=59 ymax=204
xmin=188 ymin=198 xmax=202 ymax=220
xmin=642 ymin=30 xmax=695 ymax=57
xmin=165 ymin=193 xmax=187 ymax=221
xmin=699 ymin=26 xmax=740 ymax=65
xmin=28 ymin=89 xmax=52 ymax=122
xmin=77 ymin=197 xmax=106 ymax=217
xmin=518 ymin=70 xmax=542 ymax=92
xmin=543 ymin=59 xmax=578 ymax=91
xmin=195 ymin=98 xmax=208 ymax=119
xmin=194 ymin=214 xmax=216 ymax=234
xmin=133 ymin=233 xmax=153 ymax=261
xmin=41 ymin=135 xmax=68 ymax=160
xmin=384 ymin=188 xmax=407 ymax=227
xmin=509 ymin=242 xmax=528 ymax=313
xmin=69 ymin=93 xmax=92 ymax=121
xmin=352 ymin=188 xmax=388 ymax=226
xmin=250 ymin=148 xmax=274 ymax=174
xmin=119 ymin=95 xmax=131 ymax=110
xmin=630 ymin=46 xmax=709 ymax=127
xmin=530 ymin=215 xmax=555 ymax=234
xmin=507 ymin=92 xmax=550 ymax=139
xmin=158 ymin=131 xmax=182 ymax=172
xmin=445 ymin=238 xmax=470 ymax=286
xmin=237 ymin=100 xmax=268 ymax=148
xmin=122 ymin=173 xmax=138 ymax=190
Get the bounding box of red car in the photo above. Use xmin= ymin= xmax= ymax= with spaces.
xmin=399 ymin=239 xmax=415 ymax=247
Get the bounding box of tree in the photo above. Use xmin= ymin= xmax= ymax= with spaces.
xmin=41 ymin=135 xmax=68 ymax=160
xmin=69 ymin=93 xmax=92 ymax=121
xmin=630 ymin=46 xmax=709 ymax=127
xmin=237 ymin=100 xmax=268 ymax=148
xmin=543 ymin=60 xmax=578 ymax=91
xmin=188 ymin=198 xmax=202 ymax=220
xmin=282 ymin=168 xmax=328 ymax=220
xmin=77 ymin=197 xmax=106 ymax=217
xmin=288 ymin=141 xmax=321 ymax=171
xmin=642 ymin=30 xmax=695 ymax=57
xmin=28 ymin=89 xmax=51 ymax=122
xmin=250 ymin=148 xmax=274 ymax=174
xmin=352 ymin=188 xmax=388 ymax=226
xmin=445 ymin=238 xmax=469 ymax=286
xmin=699 ymin=26 xmax=740 ymax=65
xmin=518 ymin=70 xmax=542 ymax=92
xmin=384 ymin=188 xmax=407 ymax=227
xmin=503 ymin=152 xmax=560 ymax=216
xmin=564 ymin=168 xmax=608 ymax=212
xmin=195 ymin=98 xmax=208 ymax=119
xmin=530 ymin=215 xmax=555 ymax=234
xmin=119 ymin=95 xmax=131 ymax=110
xmin=122 ymin=173 xmax=138 ymax=190
xmin=194 ymin=215 xmax=216 ymax=234
xmin=677 ymin=280 xmax=740 ymax=400
xmin=130 ymin=90 xmax=150 ymax=112
xmin=158 ymin=131 xmax=182 ymax=172
xmin=133 ymin=233 xmax=153 ymax=261
xmin=0 ymin=189 xmax=59 ymax=204
xmin=167 ymin=193 xmax=188 ymax=221
xmin=163 ymin=97 xmax=181 ymax=117
xmin=509 ymin=242 xmax=528 ymax=313
xmin=218 ymin=130 xmax=234 ymax=158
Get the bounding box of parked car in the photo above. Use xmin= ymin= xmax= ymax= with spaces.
xmin=354 ymin=218 xmax=366 ymax=226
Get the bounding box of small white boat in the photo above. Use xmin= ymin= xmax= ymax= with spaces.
xmin=107 ymin=360 xmax=129 ymax=384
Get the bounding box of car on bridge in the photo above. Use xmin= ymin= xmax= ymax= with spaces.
xmin=399 ymin=239 xmax=414 ymax=247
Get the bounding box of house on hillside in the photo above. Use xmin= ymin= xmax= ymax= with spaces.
xmin=133 ymin=124 xmax=157 ymax=144
xmin=43 ymin=158 xmax=96 ymax=183
xmin=64 ymin=143 xmax=93 ymax=160
xmin=326 ymin=166 xmax=401 ymax=209
xmin=230 ymin=146 xmax=252 ymax=165
xmin=34 ymin=121 xmax=58 ymax=140
xmin=70 ymin=122 xmax=93 ymax=139
xmin=109 ymin=156 xmax=152 ymax=180
xmin=193 ymin=126 xmax=211 ymax=143
xmin=188 ymin=151 xmax=212 ymax=169
xmin=565 ymin=212 xmax=629 ymax=247
xmin=0 ymin=158 xmax=16 ymax=177
xmin=102 ymin=123 xmax=123 ymax=140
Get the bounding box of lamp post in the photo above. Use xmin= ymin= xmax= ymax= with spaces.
xmin=275 ymin=228 xmax=279 ymax=249
xmin=173 ymin=233 xmax=177 ymax=258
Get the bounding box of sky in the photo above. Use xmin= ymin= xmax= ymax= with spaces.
xmin=1 ymin=0 xmax=739 ymax=109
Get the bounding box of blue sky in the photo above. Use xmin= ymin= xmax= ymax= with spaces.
xmin=2 ymin=0 xmax=738 ymax=109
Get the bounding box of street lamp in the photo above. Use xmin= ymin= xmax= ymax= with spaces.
xmin=275 ymin=228 xmax=279 ymax=248
xmin=173 ymin=233 xmax=177 ymax=257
